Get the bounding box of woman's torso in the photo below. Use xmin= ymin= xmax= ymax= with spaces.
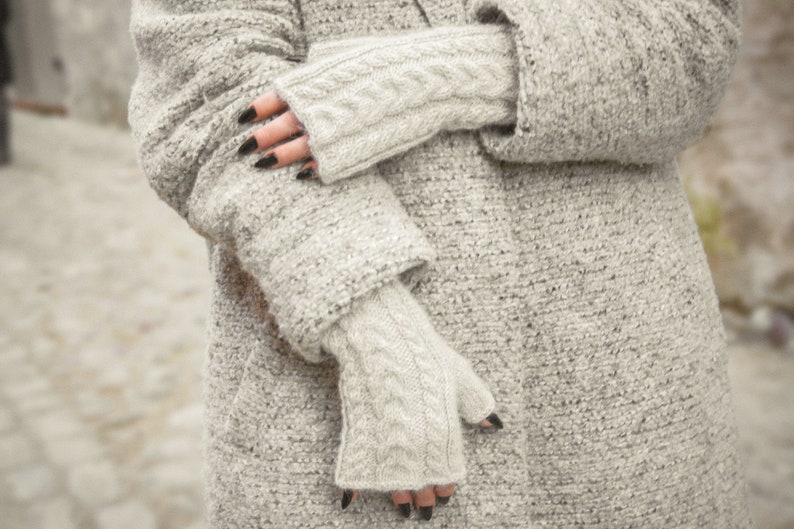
xmin=199 ymin=0 xmax=755 ymax=526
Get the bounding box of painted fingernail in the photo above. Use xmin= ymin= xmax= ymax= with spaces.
xmin=341 ymin=489 xmax=354 ymax=510
xmin=296 ymin=167 xmax=315 ymax=180
xmin=486 ymin=412 xmax=504 ymax=430
xmin=419 ymin=505 xmax=433 ymax=520
xmin=237 ymin=106 xmax=257 ymax=124
xmin=254 ymin=153 xmax=278 ymax=169
xmin=237 ymin=136 xmax=258 ymax=155
xmin=397 ymin=503 xmax=411 ymax=518
xmin=436 ymin=495 xmax=451 ymax=505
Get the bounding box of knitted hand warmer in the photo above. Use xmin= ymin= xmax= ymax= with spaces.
xmin=271 ymin=24 xmax=518 ymax=185
xmin=319 ymin=278 xmax=496 ymax=490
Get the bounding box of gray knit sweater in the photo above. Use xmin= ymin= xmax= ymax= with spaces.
xmin=128 ymin=0 xmax=756 ymax=526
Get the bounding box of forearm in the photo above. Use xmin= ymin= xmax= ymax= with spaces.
xmin=464 ymin=0 xmax=743 ymax=165
xmin=128 ymin=0 xmax=439 ymax=363
xmin=273 ymin=0 xmax=741 ymax=182
xmin=271 ymin=24 xmax=520 ymax=184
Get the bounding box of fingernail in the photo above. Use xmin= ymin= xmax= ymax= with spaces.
xmin=237 ymin=106 xmax=257 ymax=124
xmin=398 ymin=503 xmax=411 ymax=518
xmin=436 ymin=495 xmax=451 ymax=505
xmin=486 ymin=412 xmax=504 ymax=430
xmin=296 ymin=167 xmax=315 ymax=180
xmin=237 ymin=136 xmax=258 ymax=155
xmin=254 ymin=153 xmax=278 ymax=169
xmin=341 ymin=489 xmax=354 ymax=510
xmin=419 ymin=505 xmax=433 ymax=520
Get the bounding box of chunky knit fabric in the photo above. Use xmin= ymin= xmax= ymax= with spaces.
xmin=273 ymin=24 xmax=518 ymax=184
xmin=320 ymin=278 xmax=496 ymax=490
xmin=127 ymin=0 xmax=756 ymax=527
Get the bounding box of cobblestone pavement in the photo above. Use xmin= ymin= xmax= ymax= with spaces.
xmin=1 ymin=110 xmax=210 ymax=529
xmin=1 ymin=110 xmax=792 ymax=529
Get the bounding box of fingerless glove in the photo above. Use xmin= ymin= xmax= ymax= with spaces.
xmin=271 ymin=24 xmax=519 ymax=185
xmin=319 ymin=277 xmax=496 ymax=490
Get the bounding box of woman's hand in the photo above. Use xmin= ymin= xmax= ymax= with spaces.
xmin=321 ymin=280 xmax=504 ymax=520
xmin=341 ymin=411 xmax=502 ymax=520
xmin=236 ymin=90 xmax=320 ymax=181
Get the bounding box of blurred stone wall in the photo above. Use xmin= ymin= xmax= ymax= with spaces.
xmin=49 ymin=0 xmax=137 ymax=126
xmin=679 ymin=0 xmax=794 ymax=316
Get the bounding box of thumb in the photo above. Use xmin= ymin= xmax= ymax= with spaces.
xmin=444 ymin=346 xmax=496 ymax=425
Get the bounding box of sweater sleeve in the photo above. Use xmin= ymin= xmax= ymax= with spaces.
xmin=464 ymin=0 xmax=743 ymax=165
xmin=270 ymin=24 xmax=520 ymax=185
xmin=127 ymin=0 xmax=439 ymax=363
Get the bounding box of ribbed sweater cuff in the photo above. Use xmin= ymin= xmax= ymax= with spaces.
xmin=271 ymin=24 xmax=518 ymax=185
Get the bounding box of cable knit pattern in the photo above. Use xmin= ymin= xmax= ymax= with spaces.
xmin=320 ymin=278 xmax=496 ymax=490
xmin=129 ymin=0 xmax=756 ymax=526
xmin=272 ymin=24 xmax=518 ymax=184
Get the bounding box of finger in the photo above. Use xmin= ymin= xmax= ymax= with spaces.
xmin=237 ymin=89 xmax=288 ymax=124
xmin=390 ymin=490 xmax=412 ymax=518
xmin=434 ymin=483 xmax=455 ymax=505
xmin=237 ymin=110 xmax=305 ymax=155
xmin=340 ymin=488 xmax=358 ymax=510
xmin=296 ymin=158 xmax=320 ymax=181
xmin=413 ymin=485 xmax=436 ymax=520
xmin=253 ymin=135 xmax=312 ymax=170
xmin=295 ymin=158 xmax=320 ymax=180
xmin=447 ymin=348 xmax=497 ymax=425
xmin=480 ymin=412 xmax=504 ymax=429
xmin=251 ymin=110 xmax=306 ymax=153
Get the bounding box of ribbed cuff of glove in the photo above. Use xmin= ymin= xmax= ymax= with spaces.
xmin=320 ymin=278 xmax=496 ymax=490
xmin=271 ymin=24 xmax=519 ymax=185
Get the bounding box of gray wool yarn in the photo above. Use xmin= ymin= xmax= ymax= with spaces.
xmin=128 ymin=0 xmax=756 ymax=526
xmin=320 ymin=278 xmax=496 ymax=491
xmin=272 ymin=23 xmax=518 ymax=184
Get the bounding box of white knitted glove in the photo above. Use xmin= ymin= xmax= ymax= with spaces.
xmin=319 ymin=277 xmax=497 ymax=491
xmin=271 ymin=24 xmax=518 ymax=185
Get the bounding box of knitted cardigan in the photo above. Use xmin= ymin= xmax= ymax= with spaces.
xmin=128 ymin=0 xmax=756 ymax=527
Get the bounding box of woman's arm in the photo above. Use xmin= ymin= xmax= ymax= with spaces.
xmin=127 ymin=0 xmax=439 ymax=363
xmin=465 ymin=0 xmax=742 ymax=165
xmin=257 ymin=24 xmax=520 ymax=184
xmin=246 ymin=0 xmax=740 ymax=185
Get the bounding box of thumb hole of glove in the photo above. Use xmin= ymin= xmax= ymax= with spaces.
xmin=444 ymin=346 xmax=496 ymax=425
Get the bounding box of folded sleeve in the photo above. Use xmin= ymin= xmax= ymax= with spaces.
xmin=271 ymin=24 xmax=520 ymax=185
xmin=127 ymin=0 xmax=439 ymax=363
xmin=464 ymin=0 xmax=743 ymax=165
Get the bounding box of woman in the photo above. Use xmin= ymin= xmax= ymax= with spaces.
xmin=128 ymin=0 xmax=756 ymax=526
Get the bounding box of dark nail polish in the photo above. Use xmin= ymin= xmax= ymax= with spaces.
xmin=436 ymin=495 xmax=451 ymax=505
xmin=237 ymin=136 xmax=258 ymax=155
xmin=341 ymin=489 xmax=353 ymax=510
xmin=296 ymin=167 xmax=315 ymax=180
xmin=419 ymin=505 xmax=433 ymax=520
xmin=486 ymin=412 xmax=504 ymax=430
xmin=398 ymin=503 xmax=411 ymax=518
xmin=237 ymin=106 xmax=257 ymax=124
xmin=254 ymin=153 xmax=278 ymax=169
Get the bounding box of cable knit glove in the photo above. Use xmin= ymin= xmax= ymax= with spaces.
xmin=271 ymin=24 xmax=519 ymax=185
xmin=319 ymin=277 xmax=497 ymax=491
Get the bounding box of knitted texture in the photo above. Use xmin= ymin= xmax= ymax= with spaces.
xmin=128 ymin=0 xmax=756 ymax=527
xmin=272 ymin=24 xmax=518 ymax=184
xmin=319 ymin=278 xmax=495 ymax=490
xmin=127 ymin=0 xmax=439 ymax=363
xmin=465 ymin=0 xmax=743 ymax=164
